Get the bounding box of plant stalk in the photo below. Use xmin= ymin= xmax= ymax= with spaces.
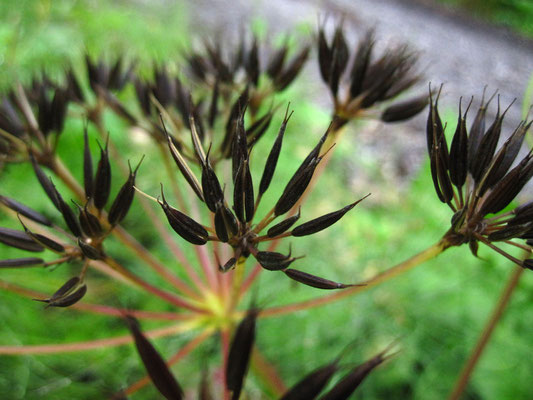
xmin=448 ymin=265 xmax=525 ymax=400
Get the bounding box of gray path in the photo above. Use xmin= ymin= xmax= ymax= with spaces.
xmin=187 ymin=0 xmax=533 ymax=184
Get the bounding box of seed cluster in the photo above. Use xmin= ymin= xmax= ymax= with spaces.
xmin=427 ymin=86 xmax=533 ymax=267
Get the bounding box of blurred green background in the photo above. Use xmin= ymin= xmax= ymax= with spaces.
xmin=1 ymin=0 xmax=533 ymax=399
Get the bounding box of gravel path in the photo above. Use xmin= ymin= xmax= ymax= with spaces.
xmin=187 ymin=0 xmax=533 ymax=186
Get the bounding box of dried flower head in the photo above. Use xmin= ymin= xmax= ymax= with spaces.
xmin=427 ymin=85 xmax=533 ymax=268
xmin=317 ymin=23 xmax=427 ymax=129
xmin=153 ymin=106 xmax=367 ymax=289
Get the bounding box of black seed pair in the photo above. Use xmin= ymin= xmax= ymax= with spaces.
xmin=280 ymin=347 xmax=392 ymax=400
xmin=34 ymin=277 xmax=87 ymax=308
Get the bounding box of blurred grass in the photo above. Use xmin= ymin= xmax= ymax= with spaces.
xmin=1 ymin=1 xmax=533 ymax=399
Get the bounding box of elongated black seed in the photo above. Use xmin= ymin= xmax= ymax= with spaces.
xmin=226 ymin=308 xmax=258 ymax=400
xmin=0 ymin=195 xmax=52 ymax=226
xmin=381 ymin=95 xmax=429 ymax=123
xmin=267 ymin=208 xmax=300 ymax=237
xmin=256 ymin=251 xmax=296 ymax=271
xmin=77 ymin=204 xmax=103 ymax=238
xmin=219 ymin=257 xmax=237 ymax=272
xmin=50 ymin=277 xmax=81 ymax=301
xmin=126 ymin=316 xmax=184 ymax=400
xmin=259 ymin=107 xmax=291 ymax=197
xmin=108 ymin=157 xmax=143 ymax=225
xmin=34 ymin=277 xmax=87 ymax=308
xmin=163 ymin=121 xmax=204 ymax=202
xmin=292 ymin=196 xmax=368 ymax=237
xmin=214 ymin=204 xmax=238 ymax=243
xmin=0 ymin=227 xmax=44 ymax=252
xmin=275 ymin=158 xmax=320 ymax=216
xmin=283 ymin=269 xmax=353 ymax=290
xmin=30 ymin=153 xmax=61 ymax=210
xmin=273 ymin=46 xmax=310 ymax=92
xmin=449 ymin=98 xmax=469 ymax=188
xmin=18 ymin=216 xmax=65 ymax=253
xmin=56 ymin=193 xmax=82 ymax=237
xmin=83 ymin=125 xmax=94 ymax=200
xmin=45 ymin=285 xmax=87 ymax=308
xmin=279 ymin=361 xmax=338 ymax=400
xmin=159 ymin=189 xmax=208 ymax=245
xmin=93 ymin=139 xmax=112 ymax=209
xmin=201 ymin=156 xmax=224 ymax=213
xmin=0 ymin=257 xmax=44 ymax=268
xmin=319 ymin=350 xmax=389 ymax=400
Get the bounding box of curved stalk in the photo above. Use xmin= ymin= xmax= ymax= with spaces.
xmin=0 ymin=323 xmax=195 ymax=355
xmin=261 ymin=239 xmax=447 ymax=318
xmin=448 ymin=265 xmax=525 ymax=400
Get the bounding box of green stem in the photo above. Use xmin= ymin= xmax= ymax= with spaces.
xmin=261 ymin=239 xmax=448 ymax=318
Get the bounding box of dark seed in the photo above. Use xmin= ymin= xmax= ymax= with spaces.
xmin=468 ymin=88 xmax=496 ymax=173
xmin=76 ymin=203 xmax=103 ymax=238
xmin=471 ymin=99 xmax=510 ymax=182
xmin=488 ymin=224 xmax=532 ymax=242
xmin=256 ymin=250 xmax=297 ymax=271
xmin=319 ymin=350 xmax=390 ymax=400
xmin=201 ymin=155 xmax=224 ymax=213
xmin=219 ymin=257 xmax=237 ymax=272
xmin=214 ymin=204 xmax=239 ymax=243
xmin=56 ymin=192 xmax=82 ymax=237
xmin=349 ymin=30 xmax=375 ymax=98
xmin=292 ymin=196 xmax=368 ymax=237
xmin=449 ymin=98 xmax=469 ymax=188
xmin=267 ymin=208 xmax=301 ymax=238
xmin=162 ymin=119 xmax=204 ymax=202
xmin=18 ymin=216 xmax=65 ymax=253
xmin=0 ymin=257 xmax=44 ymax=268
xmin=0 ymin=227 xmax=44 ymax=252
xmin=226 ymin=308 xmax=259 ymax=400
xmin=273 ymin=46 xmax=310 ymax=92
xmin=30 ymin=153 xmax=61 ymax=210
xmin=0 ymin=195 xmax=52 ymax=226
xmin=259 ymin=106 xmax=292 ymax=197
xmin=279 ymin=361 xmax=338 ymax=400
xmin=94 ymin=138 xmax=112 ymax=210
xmin=108 ymin=157 xmax=143 ymax=226
xmin=283 ymin=269 xmax=353 ymax=290
xmin=50 ymin=277 xmax=80 ymax=301
xmin=266 ymin=43 xmax=288 ymax=79
xmin=46 ymin=285 xmax=87 ymax=308
xmin=125 ymin=316 xmax=184 ymax=400
xmin=381 ymin=94 xmax=429 ymax=123
xmin=159 ymin=189 xmax=208 ymax=245
xmin=274 ymin=157 xmax=320 ymax=216
xmin=34 ymin=277 xmax=87 ymax=308
xmin=83 ymin=125 xmax=94 ymax=200
xmin=318 ymin=25 xmax=332 ymax=84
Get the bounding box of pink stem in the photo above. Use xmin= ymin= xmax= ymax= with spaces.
xmin=0 ymin=324 xmax=187 ymax=355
